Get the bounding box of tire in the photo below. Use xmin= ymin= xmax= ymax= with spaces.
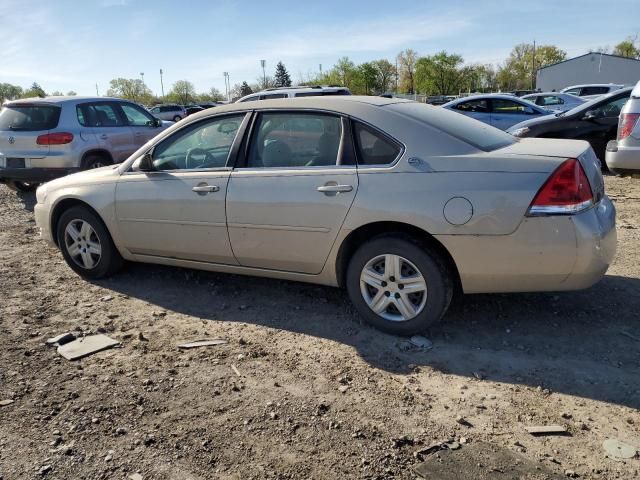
xmin=173 ymin=115 xmax=182 ymax=122
xmin=346 ymin=235 xmax=453 ymax=336
xmin=83 ymin=154 xmax=110 ymax=170
xmin=6 ymin=180 xmax=39 ymax=192
xmin=56 ymin=205 xmax=124 ymax=279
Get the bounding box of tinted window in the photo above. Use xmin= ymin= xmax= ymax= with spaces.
xmin=259 ymin=94 xmax=288 ymax=100
xmin=247 ymin=112 xmax=342 ymax=168
xmin=540 ymin=95 xmax=564 ymax=106
xmin=152 ymin=114 xmax=245 ymax=171
xmin=389 ymin=102 xmax=515 ymax=152
xmin=121 ymin=103 xmax=155 ymax=126
xmin=0 ymin=105 xmax=61 ymax=131
xmin=239 ymin=95 xmax=259 ymax=102
xmin=453 ymin=99 xmax=488 ymax=113
xmin=491 ymin=99 xmax=531 ymax=114
xmin=151 ymin=107 xmax=160 ymax=113
xmin=564 ymin=88 xmax=581 ymax=96
xmin=592 ymin=96 xmax=629 ymax=118
xmin=581 ymin=86 xmax=609 ymax=96
xmin=77 ymin=103 xmax=124 ymax=127
xmin=353 ymin=122 xmax=402 ymax=165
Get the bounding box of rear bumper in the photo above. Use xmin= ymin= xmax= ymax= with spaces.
xmin=438 ymin=197 xmax=616 ymax=294
xmin=0 ymin=167 xmax=79 ymax=183
xmin=605 ymin=141 xmax=640 ymax=173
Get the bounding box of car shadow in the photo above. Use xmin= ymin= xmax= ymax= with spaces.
xmin=16 ymin=190 xmax=36 ymax=212
xmin=96 ymin=263 xmax=640 ymax=410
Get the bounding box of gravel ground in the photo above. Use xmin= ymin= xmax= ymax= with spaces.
xmin=0 ymin=176 xmax=639 ymax=479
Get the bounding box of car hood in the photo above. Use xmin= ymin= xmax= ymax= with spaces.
xmin=43 ymin=164 xmax=120 ymax=190
xmin=507 ymin=114 xmax=561 ymax=132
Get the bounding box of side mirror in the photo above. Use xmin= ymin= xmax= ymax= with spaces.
xmin=135 ymin=153 xmax=154 ymax=172
xmin=154 ymin=118 xmax=162 ymax=128
xmin=583 ymin=109 xmax=602 ymax=120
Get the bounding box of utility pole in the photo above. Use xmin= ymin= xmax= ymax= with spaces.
xmin=531 ymin=40 xmax=536 ymax=90
xmin=223 ymin=72 xmax=229 ymax=102
xmin=95 ymin=83 xmax=99 ymax=96
xmin=159 ymin=68 xmax=164 ymax=98
xmin=395 ymin=59 xmax=398 ymax=93
xmin=260 ymin=59 xmax=266 ymax=89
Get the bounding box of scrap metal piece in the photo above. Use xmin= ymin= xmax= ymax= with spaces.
xmin=57 ymin=334 xmax=120 ymax=360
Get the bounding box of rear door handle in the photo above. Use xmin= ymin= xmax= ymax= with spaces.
xmin=192 ymin=185 xmax=220 ymax=194
xmin=317 ymin=184 xmax=353 ymax=193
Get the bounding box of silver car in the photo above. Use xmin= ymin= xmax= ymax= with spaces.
xmin=149 ymin=104 xmax=187 ymax=122
xmin=0 ymin=96 xmax=170 ymax=191
xmin=33 ymin=96 xmax=616 ymax=335
xmin=606 ymin=80 xmax=640 ymax=174
xmin=521 ymin=92 xmax=585 ymax=113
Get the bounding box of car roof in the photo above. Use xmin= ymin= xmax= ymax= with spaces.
xmin=451 ymin=94 xmax=532 ymax=101
xmin=236 ymin=86 xmax=350 ymax=102
xmin=562 ymin=84 xmax=624 ymax=90
xmin=5 ymin=96 xmax=123 ymax=106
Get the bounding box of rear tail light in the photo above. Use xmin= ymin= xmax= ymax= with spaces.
xmin=527 ymin=158 xmax=594 ymax=216
xmin=36 ymin=132 xmax=74 ymax=145
xmin=618 ymin=113 xmax=640 ymax=140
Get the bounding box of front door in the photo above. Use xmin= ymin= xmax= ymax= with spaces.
xmin=115 ymin=113 xmax=248 ymax=263
xmin=490 ymin=98 xmax=537 ymax=130
xmin=226 ymin=111 xmax=357 ymax=274
xmin=119 ymin=102 xmax=165 ymax=146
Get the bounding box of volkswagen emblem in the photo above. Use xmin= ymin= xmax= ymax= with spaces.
xmin=8 ymin=136 xmax=15 ymax=144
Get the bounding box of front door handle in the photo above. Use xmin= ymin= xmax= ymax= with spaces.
xmin=317 ymin=184 xmax=353 ymax=193
xmin=192 ymin=184 xmax=220 ymax=195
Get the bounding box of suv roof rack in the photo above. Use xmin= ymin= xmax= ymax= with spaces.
xmin=263 ymin=85 xmax=323 ymax=91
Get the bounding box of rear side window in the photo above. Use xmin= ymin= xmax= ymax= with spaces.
xmin=582 ymin=86 xmax=609 ymax=96
xmin=77 ymin=103 xmax=124 ymax=127
xmin=260 ymin=94 xmax=288 ymax=100
xmin=0 ymin=105 xmax=61 ymax=131
xmin=453 ymin=99 xmax=488 ymax=113
xmin=353 ymin=122 xmax=402 ymax=165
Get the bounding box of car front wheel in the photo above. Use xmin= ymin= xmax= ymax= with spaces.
xmin=56 ymin=206 xmax=123 ymax=279
xmin=346 ymin=235 xmax=453 ymax=335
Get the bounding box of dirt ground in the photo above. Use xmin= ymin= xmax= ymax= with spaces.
xmin=1 ymin=175 xmax=639 ymax=480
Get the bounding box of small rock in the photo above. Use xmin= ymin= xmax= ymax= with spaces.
xmin=0 ymin=399 xmax=15 ymax=407
xmin=269 ymin=412 xmax=278 ymax=420
xmin=338 ymin=385 xmax=349 ymax=394
xmin=38 ymin=465 xmax=52 ymax=476
xmin=409 ymin=335 xmax=433 ymax=349
xmin=129 ymin=474 xmax=143 ymax=480
xmin=104 ymin=450 xmax=114 ymax=462
xmin=100 ymin=295 xmax=114 ymax=302
xmin=456 ymin=416 xmax=472 ymax=427
xmin=561 ymin=413 xmax=572 ymax=420
xmin=116 ymin=427 xmax=128 ymax=435
xmin=565 ymin=470 xmax=578 ymax=478
xmin=91 ymin=417 xmax=99 ymax=424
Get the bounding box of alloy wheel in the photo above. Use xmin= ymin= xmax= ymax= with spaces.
xmin=64 ymin=219 xmax=102 ymax=270
xmin=359 ymin=254 xmax=428 ymax=322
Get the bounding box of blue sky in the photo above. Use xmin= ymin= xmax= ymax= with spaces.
xmin=1 ymin=0 xmax=638 ymax=96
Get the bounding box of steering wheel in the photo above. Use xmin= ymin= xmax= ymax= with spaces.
xmin=185 ymin=147 xmax=212 ymax=169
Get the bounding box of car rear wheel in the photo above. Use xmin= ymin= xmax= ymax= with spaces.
xmin=83 ymin=154 xmax=110 ymax=170
xmin=173 ymin=115 xmax=181 ymax=122
xmin=346 ymin=235 xmax=453 ymax=335
xmin=56 ymin=206 xmax=123 ymax=279
xmin=6 ymin=180 xmax=39 ymax=192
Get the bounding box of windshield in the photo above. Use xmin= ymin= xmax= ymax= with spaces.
xmin=560 ymin=89 xmax=631 ymax=117
xmin=388 ymin=102 xmax=515 ymax=152
xmin=0 ymin=105 xmax=61 ymax=131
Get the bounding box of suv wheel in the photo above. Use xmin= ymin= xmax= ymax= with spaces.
xmin=173 ymin=115 xmax=182 ymax=122
xmin=346 ymin=235 xmax=453 ymax=335
xmin=56 ymin=206 xmax=124 ymax=279
xmin=83 ymin=154 xmax=110 ymax=170
xmin=6 ymin=180 xmax=39 ymax=192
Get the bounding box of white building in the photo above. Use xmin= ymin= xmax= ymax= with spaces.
xmin=536 ymin=53 xmax=640 ymax=91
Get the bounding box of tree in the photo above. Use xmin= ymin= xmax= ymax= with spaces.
xmin=334 ymin=57 xmax=357 ymax=88
xmin=274 ymin=61 xmax=292 ymax=87
xmin=167 ymin=80 xmax=196 ymax=104
xmin=397 ymin=49 xmax=418 ymax=94
xmin=50 ymin=90 xmax=64 ymax=96
xmin=371 ymin=59 xmax=396 ymax=93
xmin=497 ymin=43 xmax=566 ymax=90
xmin=66 ymin=90 xmax=77 ymax=96
xmin=196 ymin=87 xmax=225 ymax=103
xmin=613 ymin=35 xmax=640 ymax=59
xmin=23 ymin=82 xmax=46 ymax=98
xmin=239 ymin=81 xmax=253 ymax=97
xmin=357 ymin=62 xmax=378 ymax=95
xmin=106 ymin=78 xmax=152 ymax=103
xmin=415 ymin=51 xmax=473 ymax=95
xmin=0 ymin=83 xmax=24 ymax=102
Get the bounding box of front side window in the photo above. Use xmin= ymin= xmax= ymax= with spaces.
xmin=247 ymin=112 xmax=342 ymax=168
xmin=77 ymin=102 xmax=124 ymax=127
xmin=564 ymin=88 xmax=581 ymax=96
xmin=491 ymin=99 xmax=532 ymax=114
xmin=593 ymin=96 xmax=629 ymax=118
xmin=541 ymin=95 xmax=564 ymax=106
xmin=151 ymin=114 xmax=245 ymax=171
xmin=121 ymin=103 xmax=156 ymax=126
xmin=353 ymin=122 xmax=402 ymax=165
xmin=454 ymin=99 xmax=489 ymax=113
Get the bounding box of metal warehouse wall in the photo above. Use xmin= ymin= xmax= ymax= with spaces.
xmin=536 ymin=53 xmax=640 ymax=91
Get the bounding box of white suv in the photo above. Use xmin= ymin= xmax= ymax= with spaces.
xmin=236 ymin=86 xmax=351 ymax=103
xmin=561 ymin=84 xmax=625 ymax=97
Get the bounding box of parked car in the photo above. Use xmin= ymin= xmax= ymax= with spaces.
xmin=508 ymin=87 xmax=632 ymax=161
xmin=184 ymin=105 xmax=205 ymax=116
xmin=442 ymin=94 xmax=552 ymax=130
xmin=236 ymin=85 xmax=351 ymax=103
xmin=606 ymin=81 xmax=640 ymax=174
xmin=521 ymin=92 xmax=586 ymax=113
xmin=426 ymin=95 xmax=449 ymax=105
xmin=149 ymin=104 xmax=186 ymax=122
xmin=561 ymin=84 xmax=624 ymax=97
xmin=0 ymin=96 xmax=170 ymax=191
xmin=198 ymin=103 xmax=221 ymax=109
xmin=508 ymin=90 xmax=536 ymax=97
xmin=33 ymin=96 xmax=615 ymax=335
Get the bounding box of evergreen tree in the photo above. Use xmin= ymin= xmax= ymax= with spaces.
xmin=274 ymin=61 xmax=292 ymax=87
xmin=240 ymin=81 xmax=253 ymax=97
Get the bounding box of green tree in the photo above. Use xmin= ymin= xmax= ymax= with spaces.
xmin=66 ymin=90 xmax=77 ymax=96
xmin=239 ymin=81 xmax=253 ymax=97
xmin=196 ymin=87 xmax=224 ymax=102
xmin=106 ymin=78 xmax=152 ymax=103
xmin=274 ymin=61 xmax=292 ymax=87
xmin=167 ymin=80 xmax=196 ymax=104
xmin=0 ymin=83 xmax=24 ymax=102
xmin=397 ymin=49 xmax=418 ymax=93
xmin=497 ymin=43 xmax=566 ymax=90
xmin=334 ymin=57 xmax=357 ymax=88
xmin=23 ymin=82 xmax=46 ymax=98
xmin=613 ymin=36 xmax=640 ymax=59
xmin=50 ymin=90 xmax=64 ymax=96
xmin=357 ymin=62 xmax=378 ymax=95
xmin=415 ymin=51 xmax=473 ymax=95
xmin=371 ymin=59 xmax=396 ymax=93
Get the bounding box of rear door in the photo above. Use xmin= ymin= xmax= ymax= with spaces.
xmin=226 ymin=110 xmax=357 ymax=274
xmin=490 ymin=98 xmax=540 ymax=130
xmin=450 ymin=99 xmax=491 ymax=124
xmin=76 ymin=101 xmax=135 ymax=162
xmin=0 ymin=103 xmax=60 ymax=168
xmin=119 ymin=102 xmax=164 ymax=146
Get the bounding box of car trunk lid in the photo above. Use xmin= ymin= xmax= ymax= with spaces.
xmin=0 ymin=104 xmax=62 ymax=162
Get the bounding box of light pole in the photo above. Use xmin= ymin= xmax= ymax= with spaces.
xmin=260 ymin=59 xmax=266 ymax=89
xmin=95 ymin=83 xmax=99 ymax=96
xmin=223 ymin=72 xmax=229 ymax=102
xmin=159 ymin=68 xmax=164 ymax=98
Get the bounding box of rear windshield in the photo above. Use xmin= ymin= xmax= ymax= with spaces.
xmin=0 ymin=105 xmax=61 ymax=131
xmin=388 ymin=102 xmax=515 ymax=151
